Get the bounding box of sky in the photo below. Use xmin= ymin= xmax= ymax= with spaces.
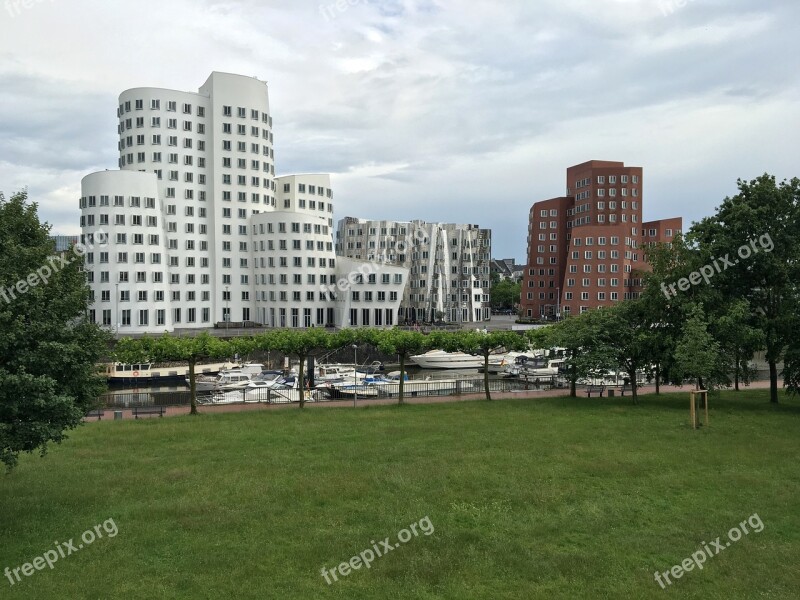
xmin=0 ymin=0 xmax=798 ymax=259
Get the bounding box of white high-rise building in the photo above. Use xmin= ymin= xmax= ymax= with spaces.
xmin=336 ymin=218 xmax=492 ymax=324
xmin=80 ymin=72 xmax=406 ymax=334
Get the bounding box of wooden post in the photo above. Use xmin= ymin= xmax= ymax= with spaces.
xmin=690 ymin=390 xmax=708 ymax=429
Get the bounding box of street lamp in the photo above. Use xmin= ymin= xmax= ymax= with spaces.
xmin=225 ymin=285 xmax=230 ymax=333
xmin=556 ymin=287 xmax=561 ymax=321
xmin=115 ymin=282 xmax=120 ymax=333
xmin=352 ymin=344 xmax=359 ymax=407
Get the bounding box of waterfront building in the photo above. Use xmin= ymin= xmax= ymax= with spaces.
xmin=520 ymin=160 xmax=682 ymax=319
xmin=336 ymin=218 xmax=492 ymax=324
xmin=79 ymin=72 xmax=405 ymax=334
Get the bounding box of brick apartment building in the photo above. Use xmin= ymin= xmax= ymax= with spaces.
xmin=520 ymin=160 xmax=682 ymax=319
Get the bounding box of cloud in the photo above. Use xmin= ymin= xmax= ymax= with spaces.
xmin=0 ymin=0 xmax=798 ymax=258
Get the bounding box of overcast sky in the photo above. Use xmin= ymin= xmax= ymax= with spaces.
xmin=0 ymin=0 xmax=798 ymax=259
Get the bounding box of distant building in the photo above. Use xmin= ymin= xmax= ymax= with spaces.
xmin=491 ymin=258 xmax=524 ymax=282
xmin=521 ymin=160 xmax=682 ymax=319
xmin=51 ymin=235 xmax=79 ymax=252
xmin=336 ymin=218 xmax=492 ymax=324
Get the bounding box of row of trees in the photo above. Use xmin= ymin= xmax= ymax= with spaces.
xmin=115 ymin=328 xmax=529 ymax=412
xmin=530 ymin=174 xmax=800 ymax=405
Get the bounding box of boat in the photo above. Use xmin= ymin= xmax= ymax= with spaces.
xmin=319 ymin=371 xmax=480 ymax=399
xmin=209 ymin=376 xmax=319 ymax=404
xmin=103 ymin=361 xmax=237 ymax=385
xmin=322 ymin=380 xmax=383 ymax=399
xmin=505 ymin=357 xmax=566 ymax=379
xmin=409 ymin=350 xmax=483 ymax=370
xmin=314 ymin=361 xmax=384 ymax=381
xmin=374 ymin=375 xmax=479 ymax=397
xmin=192 ymin=363 xmax=267 ymax=391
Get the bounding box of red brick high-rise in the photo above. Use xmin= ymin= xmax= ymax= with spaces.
xmin=521 ymin=160 xmax=682 ymax=319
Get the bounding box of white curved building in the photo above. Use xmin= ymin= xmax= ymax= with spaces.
xmin=252 ymin=174 xmax=336 ymax=328
xmin=80 ymin=72 xmax=405 ymax=334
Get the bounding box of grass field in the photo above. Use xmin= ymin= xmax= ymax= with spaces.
xmin=2 ymin=390 xmax=799 ymax=599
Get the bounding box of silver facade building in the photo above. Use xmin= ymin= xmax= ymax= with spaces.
xmin=335 ymin=218 xmax=492 ymax=324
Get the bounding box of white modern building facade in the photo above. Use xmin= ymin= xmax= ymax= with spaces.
xmin=79 ymin=72 xmax=405 ymax=334
xmin=335 ymin=218 xmax=492 ymax=324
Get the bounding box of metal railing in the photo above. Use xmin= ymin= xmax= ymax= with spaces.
xmin=100 ymin=377 xmax=556 ymax=408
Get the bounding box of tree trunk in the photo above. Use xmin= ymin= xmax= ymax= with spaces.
xmin=398 ymin=354 xmax=405 ymax=405
xmin=298 ymin=355 xmax=305 ymax=408
xmin=569 ymin=363 xmax=576 ymax=397
xmin=734 ymin=348 xmax=740 ymax=391
xmin=769 ymin=359 xmax=779 ymax=404
xmin=630 ymin=368 xmax=638 ymax=405
xmin=655 ymin=364 xmax=661 ymax=395
xmin=484 ymin=352 xmax=491 ymax=401
xmin=189 ymin=359 xmax=198 ymax=415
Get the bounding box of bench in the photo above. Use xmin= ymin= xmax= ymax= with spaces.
xmin=585 ymin=384 xmax=606 ymax=397
xmin=133 ymin=406 xmax=166 ymax=419
xmin=86 ymin=409 xmax=104 ymax=420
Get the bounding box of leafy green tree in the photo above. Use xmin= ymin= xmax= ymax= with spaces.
xmin=375 ymin=329 xmax=429 ymax=404
xmin=714 ymin=299 xmax=765 ymax=391
xmin=543 ymin=312 xmax=612 ymax=397
xmin=115 ymin=333 xmax=231 ymax=415
xmin=672 ymin=304 xmax=724 ymax=390
xmin=593 ymin=300 xmax=659 ymax=405
xmin=440 ymin=330 xmax=526 ymax=400
xmin=690 ymin=175 xmax=800 ymax=403
xmin=491 ymin=278 xmax=521 ymax=310
xmin=1 ymin=191 xmax=109 ymax=471
xmin=272 ymin=329 xmax=332 ymax=408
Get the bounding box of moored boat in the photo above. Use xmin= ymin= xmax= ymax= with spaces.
xmin=103 ymin=361 xmax=238 ymax=386
xmin=409 ymin=350 xmax=483 ymax=370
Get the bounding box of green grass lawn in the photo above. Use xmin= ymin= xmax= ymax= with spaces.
xmin=2 ymin=390 xmax=799 ymax=599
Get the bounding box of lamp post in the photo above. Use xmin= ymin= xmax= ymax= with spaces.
xmin=352 ymin=344 xmax=358 ymax=408
xmin=556 ymin=287 xmax=561 ymax=321
xmin=115 ymin=282 xmax=120 ymax=334
xmin=225 ymin=285 xmax=230 ymax=334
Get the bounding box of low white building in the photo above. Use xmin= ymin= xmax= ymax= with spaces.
xmin=79 ymin=72 xmax=404 ymax=334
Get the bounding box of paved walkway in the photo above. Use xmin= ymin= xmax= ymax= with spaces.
xmin=85 ymin=379 xmax=775 ymax=421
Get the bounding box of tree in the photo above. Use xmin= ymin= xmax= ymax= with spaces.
xmin=375 ymin=329 xmax=429 ymax=404
xmin=115 ymin=333 xmax=231 ymax=415
xmin=272 ymin=329 xmax=331 ymax=408
xmin=690 ymin=175 xmax=800 ymax=403
xmin=714 ymin=299 xmax=765 ymax=391
xmin=593 ymin=300 xmax=659 ymax=405
xmin=490 ymin=278 xmax=521 ymax=311
xmin=1 ymin=191 xmax=110 ymax=471
xmin=439 ymin=330 xmax=526 ymax=400
xmin=544 ymin=311 xmax=611 ymax=398
xmin=672 ymin=304 xmax=724 ymax=390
